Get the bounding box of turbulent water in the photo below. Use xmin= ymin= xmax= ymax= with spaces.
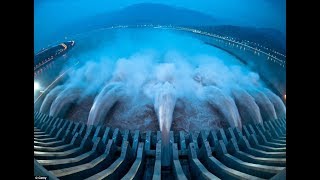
xmin=40 ymin=28 xmax=286 ymax=134
xmin=154 ymin=82 xmax=177 ymax=166
xmin=87 ymin=82 xmax=125 ymax=125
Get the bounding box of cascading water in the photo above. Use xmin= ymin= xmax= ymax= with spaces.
xmin=248 ymin=89 xmax=278 ymax=121
xmin=154 ymin=82 xmax=177 ymax=166
xmin=230 ymin=87 xmax=263 ymax=125
xmin=40 ymin=85 xmax=64 ymax=114
xmin=39 ymin=29 xmax=286 ymax=139
xmin=49 ymin=88 xmax=83 ymax=118
xmin=203 ymin=86 xmax=242 ymax=129
xmin=87 ymin=82 xmax=125 ymax=125
xmin=263 ymin=88 xmax=286 ymax=119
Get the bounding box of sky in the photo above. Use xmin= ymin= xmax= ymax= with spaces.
xmin=34 ymin=0 xmax=286 ymax=49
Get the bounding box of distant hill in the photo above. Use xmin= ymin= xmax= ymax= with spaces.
xmin=62 ymin=3 xmax=218 ymax=33
xmin=103 ymin=3 xmax=218 ymax=26
xmin=57 ymin=3 xmax=285 ymax=53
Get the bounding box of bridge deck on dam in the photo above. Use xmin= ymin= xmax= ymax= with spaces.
xmin=34 ymin=111 xmax=286 ymax=179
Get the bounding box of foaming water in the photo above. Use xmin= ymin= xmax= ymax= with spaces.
xmin=154 ymin=82 xmax=177 ymax=166
xmin=42 ymin=28 xmax=285 ymax=134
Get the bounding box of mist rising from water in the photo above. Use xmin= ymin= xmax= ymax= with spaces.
xmin=43 ymin=29 xmax=285 ymax=132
